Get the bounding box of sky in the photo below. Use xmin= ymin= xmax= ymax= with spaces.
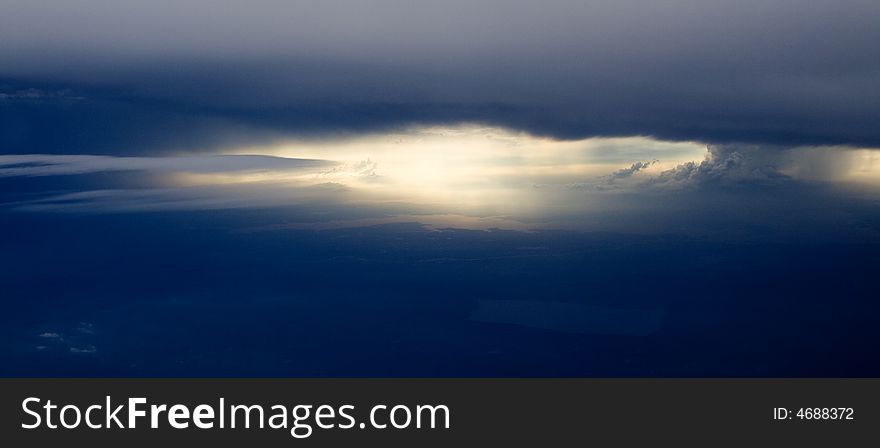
xmin=2 ymin=0 xmax=880 ymax=152
xmin=1 ymin=1 xmax=879 ymax=377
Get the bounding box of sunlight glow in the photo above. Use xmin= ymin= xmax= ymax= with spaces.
xmin=225 ymin=126 xmax=706 ymax=212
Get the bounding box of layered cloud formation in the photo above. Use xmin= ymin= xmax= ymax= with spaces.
xmin=1 ymin=128 xmax=877 ymax=245
xmin=2 ymin=0 xmax=879 ymax=154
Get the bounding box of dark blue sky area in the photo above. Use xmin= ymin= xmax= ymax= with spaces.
xmin=1 ymin=207 xmax=878 ymax=377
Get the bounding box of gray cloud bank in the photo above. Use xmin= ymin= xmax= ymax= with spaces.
xmin=1 ymin=0 xmax=879 ymax=154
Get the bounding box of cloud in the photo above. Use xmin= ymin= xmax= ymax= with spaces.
xmin=2 ymin=132 xmax=879 ymax=245
xmin=609 ymin=160 xmax=658 ymax=179
xmin=567 ymin=159 xmax=660 ymax=190
xmin=1 ymin=1 xmax=879 ymax=153
xmin=0 ymin=154 xmax=332 ymax=177
xmin=602 ymin=160 xmax=660 ymax=186
xmin=33 ymin=324 xmax=99 ymax=355
xmin=69 ymin=345 xmax=97 ymax=354
xmin=644 ymin=143 xmax=880 ymax=188
xmin=650 ymin=144 xmax=790 ymax=187
xmin=0 ymin=87 xmax=83 ymax=101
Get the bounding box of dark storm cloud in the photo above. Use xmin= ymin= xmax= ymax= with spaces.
xmin=1 ymin=0 xmax=879 ymax=154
